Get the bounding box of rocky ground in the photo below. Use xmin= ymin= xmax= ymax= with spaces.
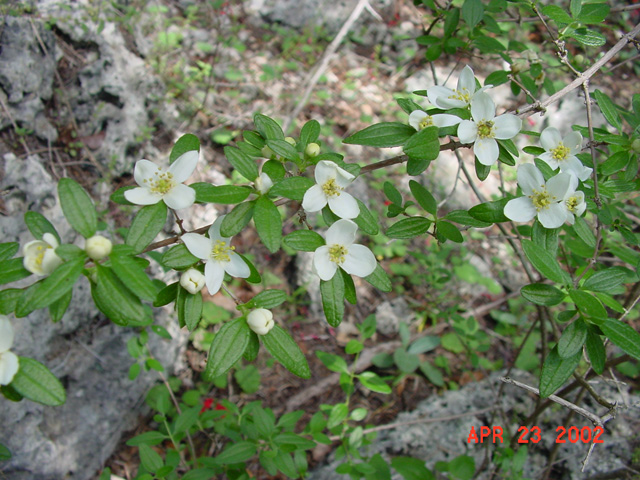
xmin=1 ymin=1 xmax=639 ymax=479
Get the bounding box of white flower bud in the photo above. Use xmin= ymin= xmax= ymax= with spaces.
xmin=23 ymin=233 xmax=63 ymax=276
xmin=255 ymin=172 xmax=273 ymax=194
xmin=0 ymin=315 xmax=19 ymax=386
xmin=285 ymin=136 xmax=296 ymax=146
xmin=180 ymin=268 xmax=206 ymax=295
xmin=305 ymin=142 xmax=320 ymax=158
xmin=85 ymin=235 xmax=113 ymax=261
xmin=247 ymin=308 xmax=274 ymax=336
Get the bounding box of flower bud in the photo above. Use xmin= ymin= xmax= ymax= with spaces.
xmin=180 ymin=268 xmax=206 ymax=295
xmin=632 ymin=138 xmax=640 ymax=154
xmin=305 ymin=142 xmax=320 ymax=158
xmin=247 ymin=308 xmax=274 ymax=335
xmin=85 ymin=235 xmax=113 ymax=261
xmin=285 ymin=136 xmax=296 ymax=146
xmin=23 ymin=233 xmax=63 ymax=276
xmin=261 ymin=145 xmax=275 ymax=159
xmin=0 ymin=315 xmax=19 ymax=386
xmin=255 ymin=172 xmax=273 ymax=194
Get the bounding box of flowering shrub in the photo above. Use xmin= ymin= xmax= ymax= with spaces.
xmin=2 ymin=1 xmax=640 ymax=479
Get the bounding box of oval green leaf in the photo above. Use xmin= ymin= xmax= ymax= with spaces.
xmin=263 ymin=325 xmax=311 ymax=378
xmin=11 ymin=357 xmax=66 ymax=406
xmin=126 ymin=202 xmax=167 ymax=254
xmin=204 ymin=317 xmax=250 ymax=380
xmin=58 ymin=178 xmax=97 ymax=238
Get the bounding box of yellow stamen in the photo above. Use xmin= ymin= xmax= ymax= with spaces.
xmin=551 ymin=143 xmax=570 ymax=161
xmin=566 ymin=196 xmax=578 ymax=212
xmin=529 ymin=187 xmax=556 ymax=211
xmin=211 ymin=240 xmax=235 ymax=262
xmin=328 ymin=244 xmax=348 ymax=265
xmin=322 ymin=178 xmax=342 ymax=198
xmin=144 ymin=169 xmax=175 ymax=194
xmin=418 ymin=116 xmax=434 ymax=130
xmin=448 ymin=88 xmax=470 ymax=103
xmin=477 ymin=120 xmax=495 ymax=139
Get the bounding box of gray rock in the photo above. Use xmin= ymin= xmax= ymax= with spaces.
xmin=374 ymin=297 xmax=412 ymax=336
xmin=0 ymin=153 xmax=188 ymax=480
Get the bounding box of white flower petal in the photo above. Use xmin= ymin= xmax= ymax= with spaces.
xmin=471 ymin=93 xmax=495 ymax=122
xmin=133 ymin=159 xmax=159 ymax=186
xmin=328 ymin=192 xmax=360 ymax=219
xmin=540 ymin=127 xmax=562 ymax=151
xmin=0 ymin=351 xmax=19 ymax=386
xmin=565 ymin=131 xmax=583 ymax=154
xmin=208 ymin=216 xmax=227 ymax=242
xmin=169 ymin=150 xmax=199 ymax=183
xmin=315 ymin=160 xmax=336 ymax=184
xmin=163 ymin=184 xmax=196 ymax=210
xmin=342 ymin=244 xmax=377 ymax=278
xmin=457 ymin=120 xmax=478 ymax=144
xmin=41 ymin=249 xmax=63 ymax=275
xmin=538 ymin=152 xmax=559 ymax=170
xmin=504 ymin=197 xmax=537 ymax=223
xmin=334 ymin=165 xmax=356 ymax=188
xmin=225 ymin=253 xmax=250 ymax=278
xmin=475 ymin=138 xmax=499 ymax=166
xmin=204 ymin=261 xmax=225 ymax=295
xmin=561 ymin=157 xmax=592 ymax=181
xmin=0 ymin=317 xmax=14 ymax=353
xmin=326 ymin=219 xmax=358 ymax=246
xmin=125 ymin=187 xmax=163 ymax=206
xmin=427 ymin=85 xmax=455 ymax=109
xmin=409 ymin=110 xmax=428 ymax=130
xmin=302 ymin=184 xmax=328 ymax=213
xmin=518 ymin=164 xmax=545 ymax=195
xmin=182 ymin=233 xmax=212 ymax=260
xmin=313 ymin=246 xmax=338 ymax=281
xmin=432 ymin=114 xmax=462 ymax=128
xmin=494 ymin=114 xmax=522 ymax=140
xmin=538 ymin=203 xmax=567 ymax=229
xmin=458 ymin=65 xmax=476 ymax=92
xmin=547 ymin=173 xmax=572 ymax=199
xmin=42 ymin=233 xmax=59 ymax=248
xmin=436 ymin=96 xmax=468 ymax=110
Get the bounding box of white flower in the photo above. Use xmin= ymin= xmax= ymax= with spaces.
xmin=124 ymin=150 xmax=198 ymax=210
xmin=255 ymin=171 xmax=273 ymax=195
xmin=313 ymin=219 xmax=376 ymax=281
xmin=458 ymin=93 xmax=522 ymax=166
xmin=23 ymin=232 xmax=63 ymax=276
xmin=539 ymin=127 xmax=592 ymax=181
xmin=0 ymin=316 xmax=19 ymax=386
xmin=408 ymin=110 xmax=461 ymax=131
xmin=504 ymin=164 xmax=573 ymax=229
xmin=247 ymin=308 xmax=275 ymax=335
xmin=305 ymin=143 xmax=320 ymax=157
xmin=180 ymin=268 xmax=206 ymax=295
xmin=85 ymin=235 xmax=112 ymax=261
xmin=181 ymin=216 xmax=250 ymax=295
xmin=426 ymin=65 xmax=491 ymax=109
xmin=302 ymin=161 xmax=359 ymax=219
xmin=561 ymin=176 xmax=587 ymax=226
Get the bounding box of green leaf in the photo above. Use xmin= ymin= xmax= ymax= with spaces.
xmin=594 ymin=90 xmax=622 ymax=131
xmin=583 ymin=267 xmax=629 ymax=293
xmin=110 ymin=186 xmax=135 ymax=206
xmin=567 ymin=28 xmax=606 ymax=47
xmin=224 ymin=146 xmax=259 ymax=181
xmin=384 ymin=182 xmax=403 ymax=205
xmin=254 ymin=196 xmax=282 ymax=253
xmin=570 ymin=0 xmax=582 ymax=18
xmin=316 ymin=351 xmax=349 ymax=374
xmin=238 ymin=253 xmax=261 ymax=284
xmin=177 ymin=288 xmax=203 ymax=331
xmin=262 ymin=160 xmax=286 ymax=181
xmin=485 ymin=70 xmax=509 ymax=87
xmin=191 ymin=183 xmax=251 ymax=204
xmin=394 ymin=348 xmax=419 ymax=373
xmin=354 ymin=199 xmax=379 ymax=235
xmin=539 ymin=346 xmax=581 ymax=398
xmin=300 ymin=119 xmax=320 ymax=147
xmin=443 ymin=7 xmax=459 ymax=37
xmin=0 ymin=242 xmax=19 ymax=262
xmin=0 ymin=288 xmax=22 ymax=315
xmin=585 ymin=328 xmax=605 ymax=374
xmin=213 ymin=441 xmax=257 ymax=465
xmin=58 ymin=178 xmax=97 ymax=238
xmin=270 ymin=177 xmax=314 ymax=201
xmin=220 ymin=202 xmax=254 ymax=237
xmin=402 ymin=126 xmax=440 ymax=161
xmin=126 ymin=431 xmax=167 ymax=446
xmin=443 ymin=210 xmax=491 ymax=228
xmin=0 ymin=443 xmax=11 ymax=461
xmin=436 ymin=221 xmax=463 ymax=243
xmin=49 ymin=289 xmax=72 ymax=323
xmin=387 ymin=217 xmax=431 ymax=239
xmin=419 ymin=361 xmax=444 ymax=386
xmin=468 ymin=198 xmax=509 ymax=223
xmin=522 ymin=239 xmax=570 ymax=284
xmin=569 ymin=289 xmax=607 ymax=323
xmin=126 ymin=202 xmax=167 ymax=254
xmin=406 ymin=156 xmax=432 ymax=176
xmin=250 ymin=289 xmax=287 ymax=309
xmin=263 ymin=324 xmax=311 ymax=378
xmin=341 ymin=268 xmax=357 ymax=305
xmin=153 ymin=282 xmax=178 ymax=307
xmin=169 ymin=134 xmax=200 ymax=163
xmin=204 ymin=317 xmax=250 ymax=380
xmin=571 ymin=216 xmax=596 ymax=249
xmin=409 ymin=180 xmax=437 ymax=216
xmin=0 ymin=258 xmax=32 ymax=286
xmin=391 ymin=457 xmax=434 ymax=480
xmin=111 ymin=253 xmax=158 ymax=302
xmin=254 ymin=113 xmax=285 ymax=140
xmin=274 ymin=433 xmax=316 ymax=451
xmin=174 ymin=405 xmax=200 ymax=434
xmin=558 ymin=318 xmax=587 ymax=358
xmin=600 ymin=318 xmax=640 ymax=361
xmin=462 ymin=0 xmax=484 ymax=28
xmin=15 ymin=258 xmax=84 ymax=317
xmin=358 ymin=371 xmax=391 ymax=394
xmin=343 ymin=122 xmax=416 ymax=148
xmin=520 ymin=283 xmax=566 ymax=306
xmin=407 ymin=336 xmax=440 ymax=354
xmin=320 ymin=273 xmax=345 ymax=327
xmin=10 ymin=357 xmax=66 ymax=406
xmin=161 ymin=244 xmax=199 ymax=269
xmin=267 ymin=139 xmax=300 ymax=161
xmin=24 ymin=212 xmax=60 ymax=243
xmin=542 ymin=5 xmax=573 ymax=24
xmin=532 ymin=220 xmax=559 ymax=258
xmin=577 ymin=3 xmax=610 ymax=24
xmin=243 ymin=332 xmax=260 ymax=362
xmin=139 ymin=444 xmax=163 ymax=473
xmin=283 ymin=230 xmax=325 ymax=251
xmin=449 ymin=455 xmax=475 ymax=480
xmin=364 ymin=264 xmax=392 ymax=292
xmin=92 ymin=265 xmax=151 ymax=326
xmin=55 ymin=244 xmax=85 ymax=261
